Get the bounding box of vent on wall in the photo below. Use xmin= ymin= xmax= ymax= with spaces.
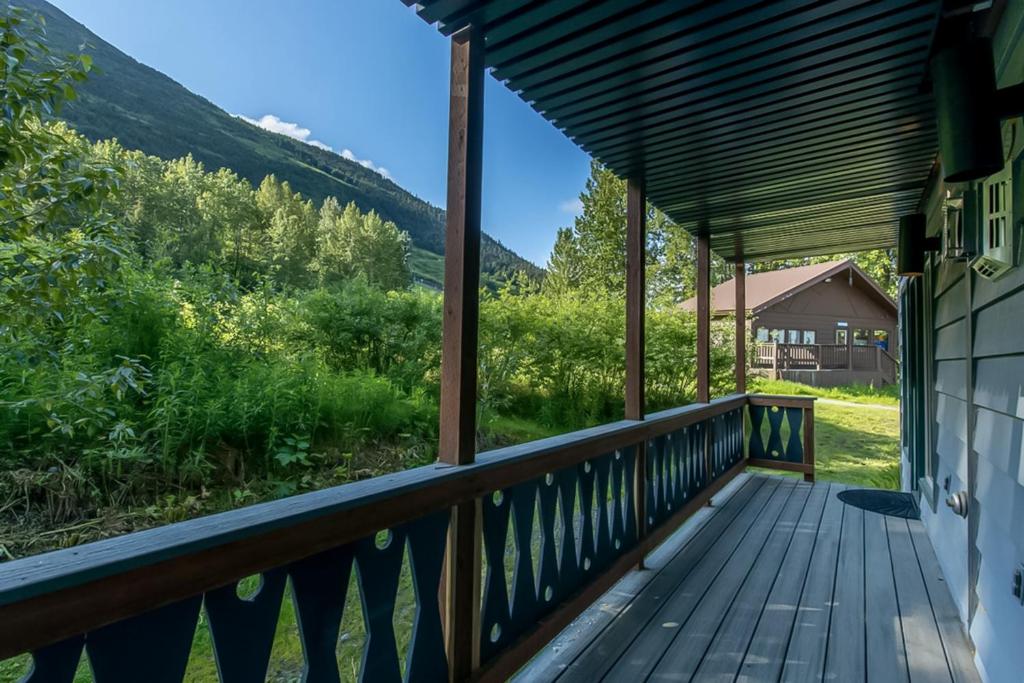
xmin=973 ymin=166 xmax=1018 ymax=280
xmin=942 ymin=195 xmax=971 ymax=261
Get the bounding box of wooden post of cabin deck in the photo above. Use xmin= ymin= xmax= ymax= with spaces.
xmin=439 ymin=24 xmax=484 ymax=681
xmin=626 ymin=177 xmax=646 ymax=566
xmin=696 ymin=234 xmax=711 ymax=403
xmin=734 ymin=259 xmax=746 ymax=394
xmin=696 ymin=233 xmax=712 ymax=488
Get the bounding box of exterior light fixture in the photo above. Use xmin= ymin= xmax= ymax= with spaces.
xmin=897 ymin=213 xmax=940 ymax=277
xmin=930 ymin=35 xmax=1024 ymax=183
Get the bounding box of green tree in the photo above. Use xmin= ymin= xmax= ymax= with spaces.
xmin=312 ymin=198 xmax=411 ymax=291
xmin=257 ymin=175 xmax=317 ymax=288
xmin=0 ymin=9 xmax=146 ymax=445
xmin=544 ymin=161 xmax=731 ymax=303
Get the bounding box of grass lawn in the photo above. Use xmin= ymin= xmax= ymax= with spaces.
xmin=808 ymin=400 xmax=900 ymax=489
xmin=749 ymin=377 xmax=900 ymax=406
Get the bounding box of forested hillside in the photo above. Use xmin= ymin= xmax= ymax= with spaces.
xmin=19 ymin=0 xmax=540 ymax=284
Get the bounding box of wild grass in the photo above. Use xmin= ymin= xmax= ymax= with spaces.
xmin=748 ymin=377 xmax=900 ymax=406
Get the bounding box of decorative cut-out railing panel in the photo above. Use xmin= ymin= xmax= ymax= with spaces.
xmin=479 ymin=447 xmax=636 ymax=663
xmin=646 ymin=421 xmax=707 ymax=529
xmin=746 ymin=395 xmax=816 ymax=482
xmin=13 ymin=510 xmax=449 ymax=683
xmin=0 ymin=393 xmax=795 ymax=683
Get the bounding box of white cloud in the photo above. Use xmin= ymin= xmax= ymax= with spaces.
xmin=236 ymin=113 xmax=392 ymax=180
xmin=340 ymin=148 xmax=392 ymax=181
xmin=237 ymin=114 xmax=332 ymax=151
xmin=559 ymin=198 xmax=584 ymax=215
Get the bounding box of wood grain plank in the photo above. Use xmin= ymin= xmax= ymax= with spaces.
xmin=697 ymin=232 xmax=711 ymax=403
xmin=692 ymin=482 xmax=824 ymax=681
xmin=906 ymin=519 xmax=982 ymax=683
xmin=512 ymin=474 xmax=755 ymax=682
xmin=824 ymin=503 xmax=865 ymax=682
xmin=653 ymin=482 xmax=811 ymax=680
xmin=736 ymin=260 xmax=747 ymax=394
xmin=625 ymin=176 xmax=646 ymax=422
xmin=556 ymin=476 xmax=779 ymax=682
xmin=603 ymin=479 xmax=797 ymax=680
xmin=887 ymin=516 xmax=953 ymax=683
xmin=438 ymin=23 xmax=484 ymax=467
xmin=864 ymin=510 xmax=909 ymax=683
xmin=736 ymin=483 xmax=837 ymax=683
xmin=780 ymin=483 xmax=847 ymax=682
xmin=626 ymin=176 xmax=646 ymax=561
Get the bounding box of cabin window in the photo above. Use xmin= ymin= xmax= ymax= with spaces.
xmin=802 ymin=330 xmax=816 ymax=344
xmin=755 ymin=327 xmax=769 ymax=342
xmin=873 ymin=330 xmax=889 ymax=351
xmin=787 ymin=330 xmax=800 ymax=344
xmin=769 ymin=329 xmax=783 ymax=343
xmin=835 ymin=329 xmax=848 ymax=344
xmin=853 ymin=328 xmax=871 ymax=346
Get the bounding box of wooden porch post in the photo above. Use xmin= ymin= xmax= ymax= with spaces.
xmin=696 ymin=233 xmax=711 ymax=403
xmin=734 ymin=259 xmax=746 ymax=394
xmin=626 ymin=177 xmax=646 ymax=566
xmin=439 ymin=24 xmax=484 ymax=681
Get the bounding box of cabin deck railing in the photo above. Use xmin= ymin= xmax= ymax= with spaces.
xmin=0 ymin=393 xmax=814 ymax=682
xmin=754 ymin=342 xmax=897 ymax=380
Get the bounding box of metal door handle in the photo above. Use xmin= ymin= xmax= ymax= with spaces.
xmin=945 ymin=490 xmax=969 ymax=518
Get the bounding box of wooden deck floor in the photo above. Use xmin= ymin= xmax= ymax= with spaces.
xmin=517 ymin=473 xmax=981 ymax=683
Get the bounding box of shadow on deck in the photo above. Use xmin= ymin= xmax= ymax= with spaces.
xmin=518 ymin=473 xmax=980 ymax=683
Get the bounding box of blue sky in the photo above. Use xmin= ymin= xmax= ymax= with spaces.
xmin=48 ymin=0 xmax=591 ymax=266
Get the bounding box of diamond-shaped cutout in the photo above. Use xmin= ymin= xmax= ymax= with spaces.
xmin=779 ymin=411 xmax=792 ymax=454
xmin=393 ymin=541 xmax=416 ymax=679
xmin=552 ymin=489 xmax=565 ymax=572
xmin=502 ymin=503 xmax=516 ymax=611
xmin=759 ymin=413 xmax=772 ymax=451
xmin=2 ymin=654 xmax=32 ymax=681
xmin=261 ymin=582 xmax=304 ymax=681
xmin=183 ymin=607 xmax=218 ymax=680
xmin=336 ymin=569 xmax=367 ymax=680
xmin=530 ymin=488 xmax=543 ymax=596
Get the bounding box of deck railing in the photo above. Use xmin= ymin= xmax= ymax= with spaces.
xmin=754 ymin=342 xmax=898 ymax=382
xmin=0 ymin=394 xmax=813 ymax=682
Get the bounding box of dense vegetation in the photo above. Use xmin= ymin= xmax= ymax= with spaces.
xmin=0 ymin=12 xmax=736 ymax=551
xmin=15 ymin=0 xmax=540 ymax=286
xmin=0 ymin=8 xmax=899 ymax=559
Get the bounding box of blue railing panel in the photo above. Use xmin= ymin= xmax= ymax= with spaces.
xmin=20 ymin=510 xmax=450 ymax=683
xmin=479 ymin=447 xmax=636 ymax=665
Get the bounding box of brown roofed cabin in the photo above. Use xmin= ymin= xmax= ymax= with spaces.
xmin=681 ymin=260 xmax=898 ymax=387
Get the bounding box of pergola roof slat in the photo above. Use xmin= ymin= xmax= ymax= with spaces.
xmin=402 ymin=0 xmax=942 ymax=261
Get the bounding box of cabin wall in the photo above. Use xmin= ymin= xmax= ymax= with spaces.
xmin=904 ymin=9 xmax=1024 ymax=681
xmin=752 ymin=276 xmax=897 ymax=350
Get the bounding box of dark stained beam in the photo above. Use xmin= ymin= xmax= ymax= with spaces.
xmin=696 ymin=232 xmax=711 ymax=403
xmin=626 ymin=176 xmax=646 ymax=565
xmin=735 ymin=259 xmax=747 ymax=394
xmin=439 ymin=24 xmax=485 ymax=681
xmin=626 ymin=177 xmax=645 ymax=421
xmin=439 ymin=23 xmax=484 ymax=466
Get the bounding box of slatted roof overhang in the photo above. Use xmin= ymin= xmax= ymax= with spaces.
xmin=403 ymin=0 xmax=942 ymax=262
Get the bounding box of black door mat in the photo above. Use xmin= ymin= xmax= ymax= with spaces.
xmin=837 ymin=489 xmax=921 ymax=519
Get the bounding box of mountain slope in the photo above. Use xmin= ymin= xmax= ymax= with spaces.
xmin=23 ymin=0 xmax=540 ymax=283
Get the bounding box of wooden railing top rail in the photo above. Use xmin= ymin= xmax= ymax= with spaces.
xmin=747 ymin=394 xmax=816 ymax=408
xmin=0 ymin=394 xmax=746 ymax=660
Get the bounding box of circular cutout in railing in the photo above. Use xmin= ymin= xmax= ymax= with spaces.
xmin=837 ymin=489 xmax=920 ymax=519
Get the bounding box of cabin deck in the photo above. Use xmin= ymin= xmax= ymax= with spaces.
xmin=518 ymin=473 xmax=980 ymax=683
